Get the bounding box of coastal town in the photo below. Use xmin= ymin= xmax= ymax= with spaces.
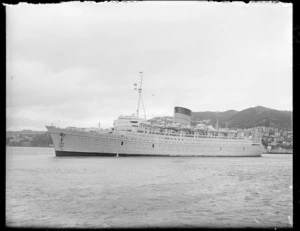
xmin=238 ymin=126 xmax=292 ymax=153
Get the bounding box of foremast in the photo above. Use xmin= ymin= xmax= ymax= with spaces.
xmin=134 ymin=71 xmax=146 ymax=120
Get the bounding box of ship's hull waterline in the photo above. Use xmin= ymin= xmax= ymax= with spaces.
xmin=47 ymin=126 xmax=263 ymax=157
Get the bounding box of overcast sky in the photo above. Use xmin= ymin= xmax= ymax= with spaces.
xmin=6 ymin=2 xmax=292 ymax=131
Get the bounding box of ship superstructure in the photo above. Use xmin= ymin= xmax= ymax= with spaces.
xmin=46 ymin=72 xmax=263 ymax=157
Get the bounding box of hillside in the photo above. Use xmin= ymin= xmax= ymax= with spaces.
xmin=6 ymin=131 xmax=53 ymax=147
xmin=191 ymin=110 xmax=238 ymax=127
xmin=149 ymin=106 xmax=292 ymax=130
xmin=227 ymin=106 xmax=292 ymax=129
xmin=30 ymin=132 xmax=53 ymax=147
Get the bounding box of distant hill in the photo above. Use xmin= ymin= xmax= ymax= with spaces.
xmin=148 ymin=106 xmax=292 ymax=130
xmin=30 ymin=132 xmax=53 ymax=147
xmin=6 ymin=130 xmax=52 ymax=147
xmin=6 ymin=130 xmax=46 ymax=137
xmin=191 ymin=110 xmax=238 ymax=127
xmin=226 ymin=106 xmax=292 ymax=129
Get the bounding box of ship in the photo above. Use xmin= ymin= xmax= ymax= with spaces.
xmin=46 ymin=72 xmax=263 ymax=157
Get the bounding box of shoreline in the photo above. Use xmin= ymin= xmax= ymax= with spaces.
xmin=6 ymin=146 xmax=293 ymax=155
xmin=6 ymin=146 xmax=53 ymax=148
xmin=265 ymin=152 xmax=292 ymax=154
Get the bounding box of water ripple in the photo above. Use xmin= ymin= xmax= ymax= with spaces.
xmin=6 ymin=147 xmax=292 ymax=228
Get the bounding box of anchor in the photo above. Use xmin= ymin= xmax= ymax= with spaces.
xmin=59 ymin=132 xmax=65 ymax=149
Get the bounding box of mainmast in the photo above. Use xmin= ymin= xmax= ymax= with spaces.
xmin=134 ymin=71 xmax=146 ymax=120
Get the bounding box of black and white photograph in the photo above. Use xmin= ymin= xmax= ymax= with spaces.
xmin=6 ymin=1 xmax=292 ymax=228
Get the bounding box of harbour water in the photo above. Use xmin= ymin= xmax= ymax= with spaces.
xmin=6 ymin=147 xmax=293 ymax=228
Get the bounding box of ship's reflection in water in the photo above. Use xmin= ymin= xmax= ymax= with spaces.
xmin=6 ymin=147 xmax=292 ymax=228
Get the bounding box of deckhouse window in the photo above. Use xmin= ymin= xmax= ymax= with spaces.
xmin=121 ymin=141 xmax=124 ymax=145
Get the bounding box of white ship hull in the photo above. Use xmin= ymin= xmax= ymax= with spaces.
xmin=46 ymin=126 xmax=263 ymax=157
